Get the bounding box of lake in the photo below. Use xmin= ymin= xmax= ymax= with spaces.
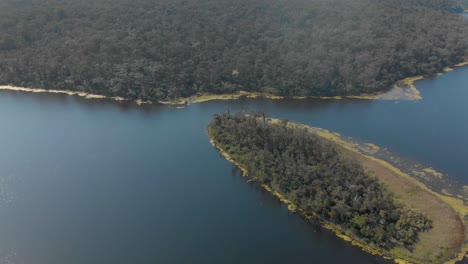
xmin=0 ymin=66 xmax=467 ymax=264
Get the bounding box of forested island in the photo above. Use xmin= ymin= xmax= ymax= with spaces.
xmin=0 ymin=0 xmax=467 ymax=102
xmin=208 ymin=112 xmax=465 ymax=263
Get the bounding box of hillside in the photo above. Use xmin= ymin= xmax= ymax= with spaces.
xmin=0 ymin=0 xmax=467 ymax=101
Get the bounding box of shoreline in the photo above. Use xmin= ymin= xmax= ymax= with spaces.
xmin=301 ymin=123 xmax=468 ymax=264
xmin=208 ymin=120 xmax=467 ymax=264
xmin=184 ymin=60 xmax=468 ymax=103
xmin=1 ymin=61 xmax=466 ymax=105
xmin=208 ymin=137 xmax=399 ymax=263
xmin=178 ymin=60 xmax=468 ymax=103
xmin=0 ymin=85 xmax=155 ymax=106
xmin=0 ymin=85 xmax=127 ymax=102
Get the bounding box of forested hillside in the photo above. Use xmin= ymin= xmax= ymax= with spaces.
xmin=0 ymin=0 xmax=466 ymax=101
xmin=208 ymin=112 xmax=431 ymax=249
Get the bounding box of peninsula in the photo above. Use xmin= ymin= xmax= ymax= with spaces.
xmin=208 ymin=112 xmax=466 ymax=264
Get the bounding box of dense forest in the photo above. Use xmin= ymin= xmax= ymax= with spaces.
xmin=208 ymin=112 xmax=431 ymax=249
xmin=0 ymin=0 xmax=467 ymax=101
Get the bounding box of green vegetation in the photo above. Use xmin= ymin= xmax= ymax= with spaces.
xmin=208 ymin=112 xmax=432 ymax=249
xmin=0 ymin=0 xmax=467 ymax=101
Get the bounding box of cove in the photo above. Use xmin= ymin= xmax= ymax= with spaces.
xmin=0 ymin=66 xmax=467 ymax=264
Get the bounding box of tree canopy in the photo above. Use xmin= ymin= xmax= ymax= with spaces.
xmin=208 ymin=112 xmax=432 ymax=249
xmin=0 ymin=0 xmax=466 ymax=101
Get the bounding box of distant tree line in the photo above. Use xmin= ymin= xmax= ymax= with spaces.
xmin=0 ymin=0 xmax=466 ymax=101
xmin=209 ymin=112 xmax=431 ymax=249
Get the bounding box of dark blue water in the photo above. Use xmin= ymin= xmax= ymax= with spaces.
xmin=214 ymin=67 xmax=468 ymax=184
xmin=0 ymin=66 xmax=466 ymax=264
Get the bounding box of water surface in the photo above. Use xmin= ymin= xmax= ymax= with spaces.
xmin=0 ymin=66 xmax=467 ymax=264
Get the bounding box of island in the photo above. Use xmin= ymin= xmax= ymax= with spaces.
xmin=208 ymin=112 xmax=466 ymax=264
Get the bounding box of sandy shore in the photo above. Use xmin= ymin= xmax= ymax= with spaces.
xmin=185 ymin=61 xmax=468 ymax=103
xmin=0 ymin=85 xmax=127 ymax=101
xmin=1 ymin=61 xmax=466 ymax=106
